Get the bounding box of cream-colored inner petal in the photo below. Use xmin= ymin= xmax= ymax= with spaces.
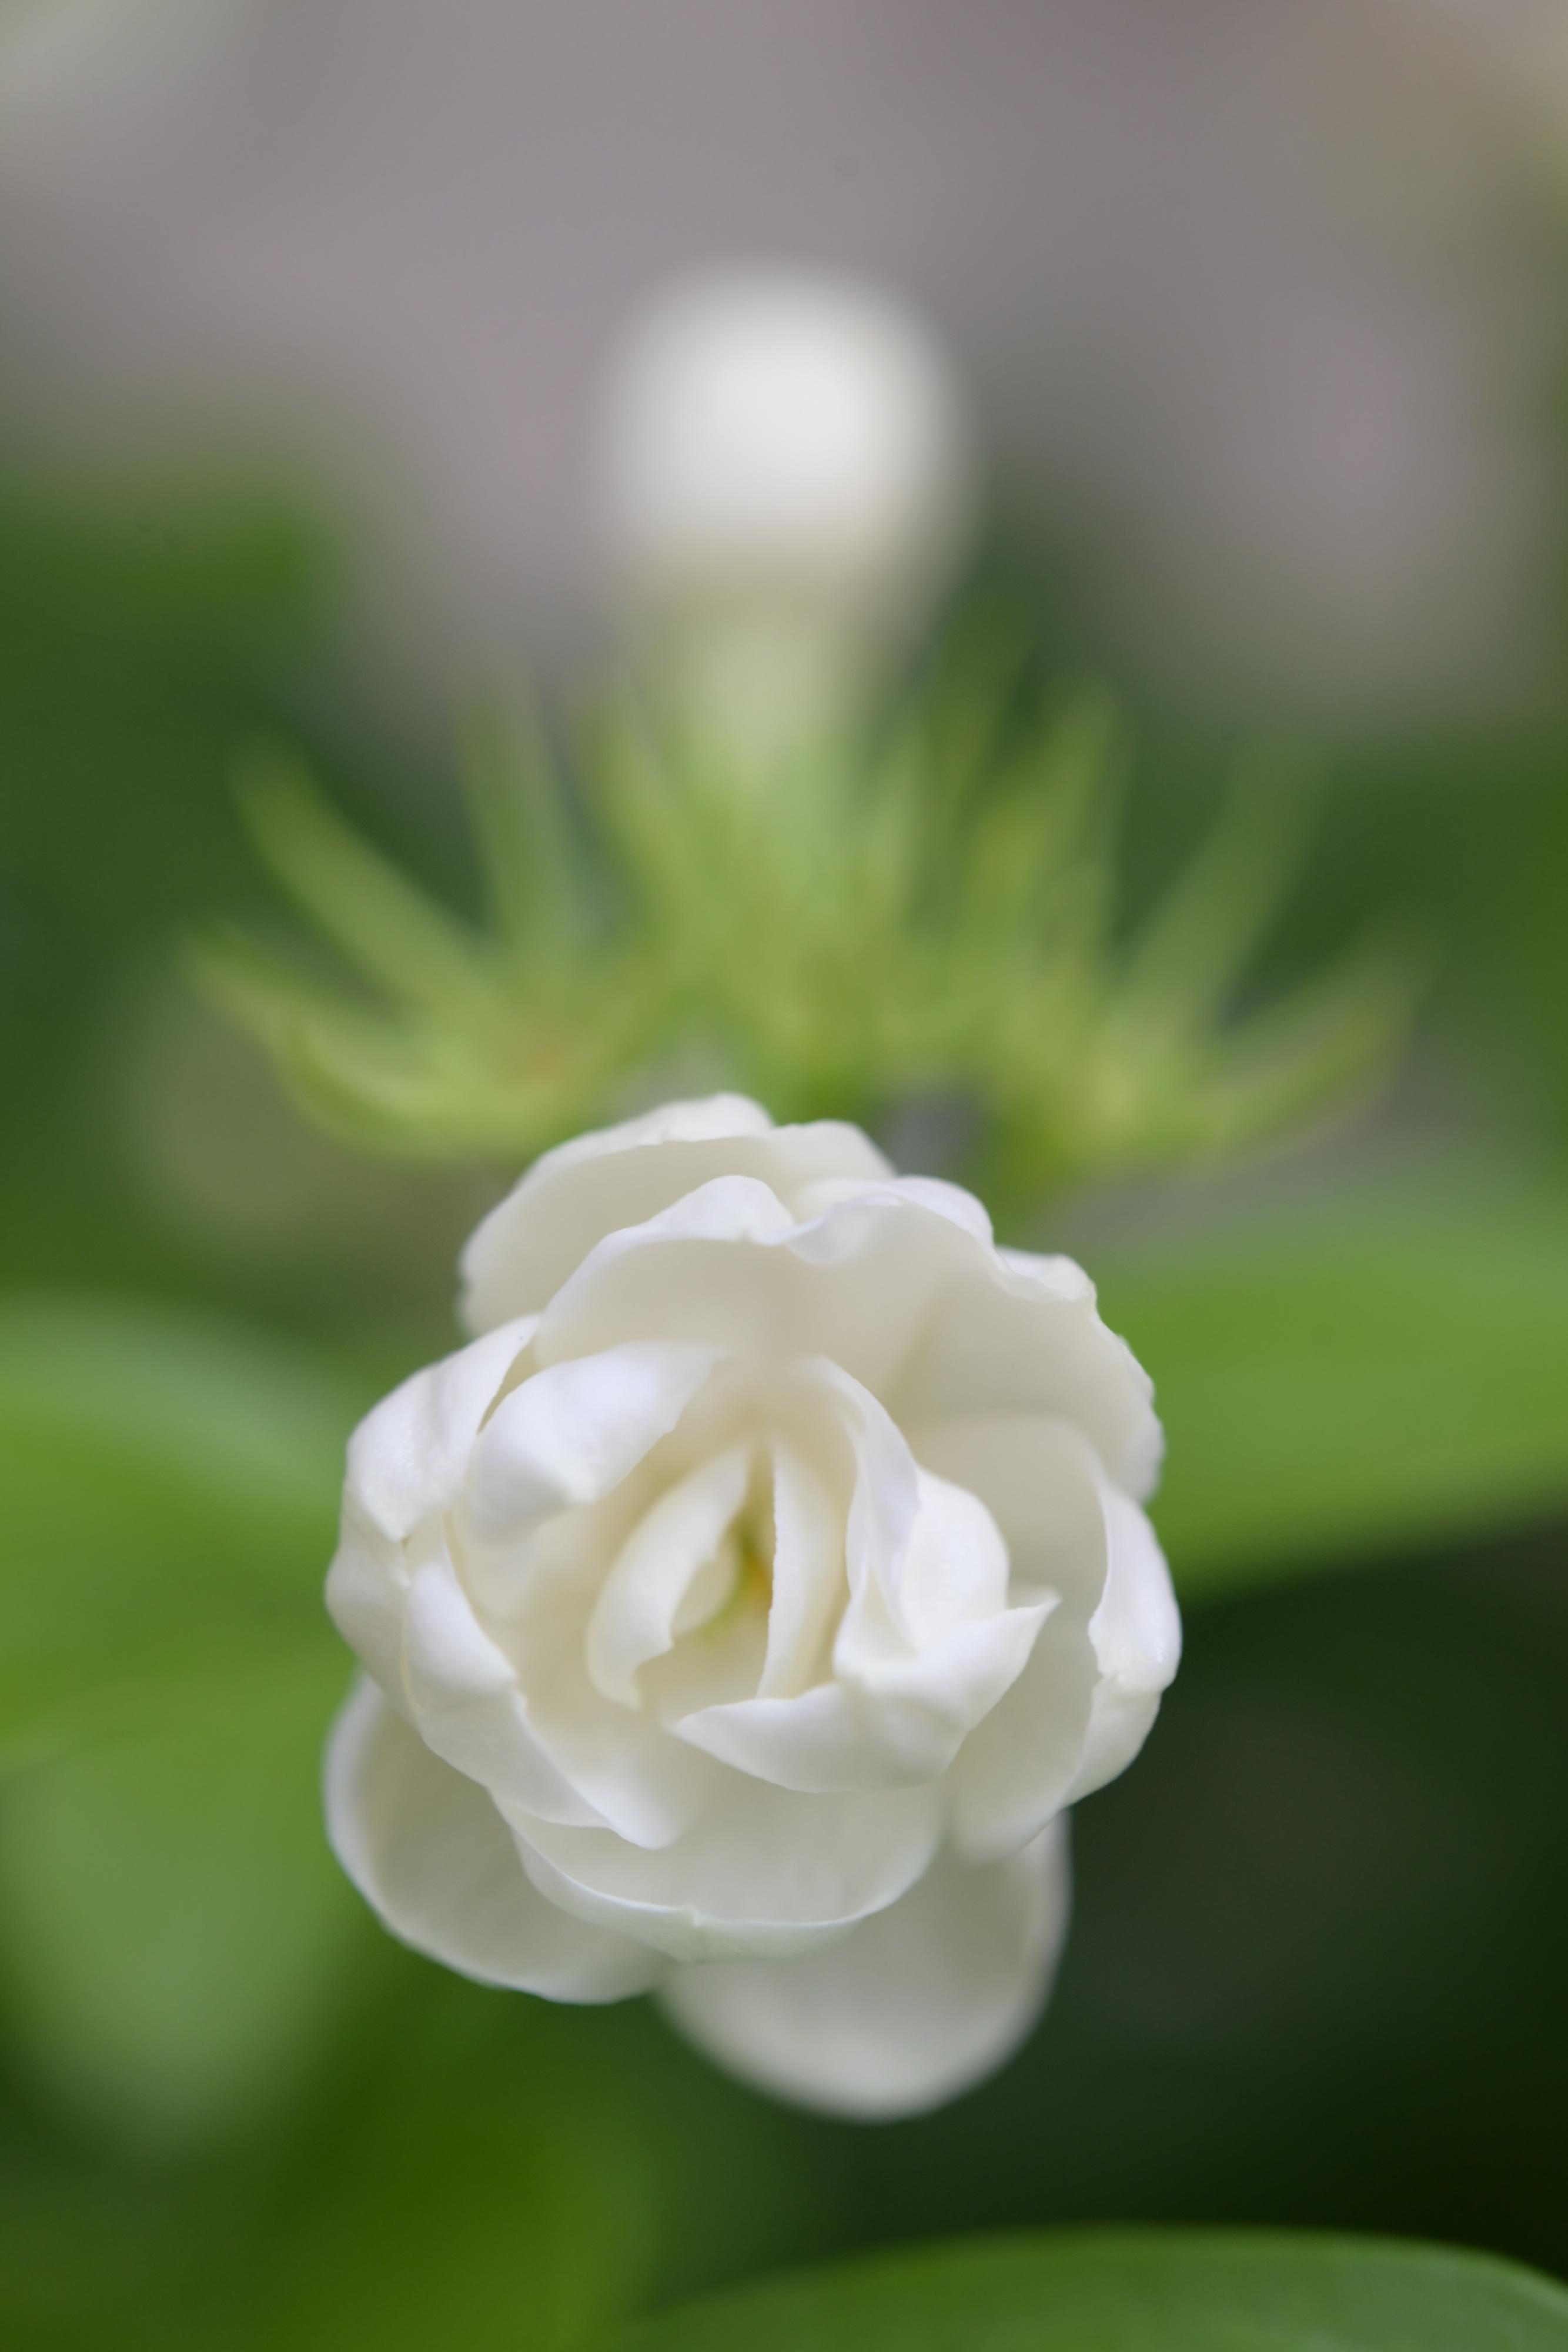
xmin=585 ymin=1441 xmax=758 ymax=1706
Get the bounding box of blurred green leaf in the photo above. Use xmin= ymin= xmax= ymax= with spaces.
xmin=0 ymin=1960 xmax=842 ymax=2348
xmin=0 ymin=1295 xmax=367 ymax=1761
xmin=1096 ymin=1177 xmax=1568 ymax=1598
xmin=217 ymin=1993 xmax=826 ymax=2352
xmin=0 ymin=485 xmax=322 ymax=940
xmin=606 ymin=2229 xmax=1568 ymax=2352
xmin=235 ymin=754 xmax=498 ymax=1017
xmin=193 ymin=745 xmax=657 ymax=1163
xmin=0 ymin=1655 xmax=366 ymax=2153
xmin=0 ymin=1294 xmax=376 ymax=2149
xmin=460 ymin=698 xmax=588 ymax=964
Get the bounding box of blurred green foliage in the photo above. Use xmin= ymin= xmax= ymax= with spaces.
xmin=3 ymin=1140 xmax=1566 ymax=2305
xmin=0 ymin=480 xmax=326 ymax=1301
xmin=0 ymin=1296 xmax=363 ymax=1765
xmin=1098 ymin=1173 xmax=1568 ymax=1595
xmin=606 ymin=2230 xmax=1568 ymax=2350
xmin=0 ymin=1661 xmax=361 ymax=2152
xmin=3 ymin=468 xmax=1568 ymax=2348
xmin=0 ymin=476 xmax=467 ymax=1324
xmin=193 ymin=665 xmax=1414 ymax=1224
xmin=4 ymin=1516 xmax=1563 ymax=2344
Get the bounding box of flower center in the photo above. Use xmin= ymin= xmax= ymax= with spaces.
xmin=699 ymin=1498 xmax=775 ymax=1635
xmin=586 ymin=1441 xmax=782 ymax=1710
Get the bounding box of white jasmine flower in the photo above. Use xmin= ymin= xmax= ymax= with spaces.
xmin=597 ymin=273 xmax=976 ymax=729
xmin=325 ymin=1097 xmax=1178 ymax=2117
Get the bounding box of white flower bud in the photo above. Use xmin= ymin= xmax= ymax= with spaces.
xmin=597 ymin=272 xmax=978 ymax=726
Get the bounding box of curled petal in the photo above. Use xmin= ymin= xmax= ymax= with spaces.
xmin=323 ymin=1509 xmax=409 ymax=1706
xmin=676 ymin=1598 xmax=1048 ymax=1793
xmin=892 ymin=1250 xmax=1164 ymax=1504
xmin=534 ymin=1188 xmax=997 ymax=1406
xmin=757 ymin=1435 xmax=841 ymax=1698
xmin=326 ymin=1314 xmax=538 ymax=1697
xmin=465 ymin=1340 xmax=724 ymax=1542
xmin=882 ymin=1465 xmax=1014 ymax=1643
xmin=658 ymin=1820 xmax=1070 ymax=2118
xmin=808 ymin=1359 xmax=920 ymax=1631
xmin=919 ymin=1416 xmax=1178 ymax=1859
xmin=488 ymin=1502 xmax=727 ymax=1850
xmin=586 ymin=1443 xmax=754 ymax=1706
xmin=513 ymin=1778 xmax=942 ymax=1963
xmin=788 ymin=1172 xmax=994 ymax=1246
xmin=1064 ymin=1481 xmax=1181 ymax=1805
xmin=460 ymin=1095 xmax=890 ymax=1330
xmin=683 ymin=1456 xmax=1045 ymax=1793
xmin=399 ymin=1545 xmax=606 ymax=1827
xmin=340 ymin=1315 xmax=539 ymax=1544
xmin=325 ymin=1678 xmax=661 ymax=2000
xmin=531 ymin=1187 xmax=1156 ymax=1495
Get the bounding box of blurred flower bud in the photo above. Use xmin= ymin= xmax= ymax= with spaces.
xmin=597 ymin=271 xmax=978 ymax=733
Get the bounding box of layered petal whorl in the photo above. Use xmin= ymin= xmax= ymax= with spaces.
xmin=325 ymin=1095 xmax=1178 ymax=2116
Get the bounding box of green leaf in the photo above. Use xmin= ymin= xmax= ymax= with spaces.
xmin=1094 ymin=1175 xmax=1568 ymax=1599
xmin=235 ymin=754 xmax=494 ymax=1015
xmin=1113 ymin=766 xmax=1318 ymax=1043
xmin=0 ymin=1295 xmax=377 ymax=2147
xmin=0 ymin=1293 xmax=366 ymax=1760
xmin=0 ymin=1653 xmax=367 ymax=2153
xmin=605 ymin=2229 xmax=1568 ymax=2352
xmin=460 ymin=697 xmax=585 ymax=960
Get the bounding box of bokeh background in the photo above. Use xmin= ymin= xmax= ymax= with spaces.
xmin=3 ymin=4 xmax=1568 ymax=2345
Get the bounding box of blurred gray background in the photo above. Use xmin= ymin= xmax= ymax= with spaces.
xmin=2 ymin=0 xmax=1564 ymax=726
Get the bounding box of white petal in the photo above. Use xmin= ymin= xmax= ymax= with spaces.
xmin=1064 ymin=1482 xmax=1181 ymax=1805
xmin=323 ymin=1506 xmax=409 ymax=1703
xmin=680 ymin=1459 xmax=1047 ymax=1793
xmin=757 ymin=1435 xmax=841 ymax=1698
xmin=532 ymin=1187 xmax=992 ymax=1405
xmin=398 ymin=1545 xmax=605 ymax=1828
xmin=326 ymin=1315 xmax=537 ymax=1712
xmin=586 ymin=1443 xmax=753 ymax=1705
xmin=997 ymin=1244 xmax=1094 ymax=1296
xmin=945 ymin=1618 xmax=1095 ymax=1862
xmin=807 ymin=1359 xmax=920 ymax=1630
xmin=891 ymin=1249 xmax=1164 ymax=1504
xmin=485 ymin=1497 xmax=727 ymax=1850
xmin=918 ymin=1416 xmax=1179 ymax=1859
xmin=658 ymin=1820 xmax=1070 ymax=2119
xmin=513 ymin=1778 xmax=941 ymax=1963
xmin=912 ymin=1414 xmax=1109 ymax=1608
xmin=516 ymin=1095 xmax=776 ymax=1172
xmin=460 ymin=1095 xmax=890 ymax=1330
xmin=788 ymin=1172 xmax=993 ymax=1246
xmin=676 ymin=1601 xmax=1048 ymax=1793
xmin=891 ymin=1466 xmax=1013 ymax=1641
xmin=324 ymin=1679 xmax=661 ymax=2000
xmin=820 ymin=1409 xmax=1009 ymax=1662
xmin=464 ymin=1340 xmax=724 ymax=1543
xmin=339 ymin=1315 xmax=539 ymax=1544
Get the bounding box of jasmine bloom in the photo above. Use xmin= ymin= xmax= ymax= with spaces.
xmin=325 ymin=1097 xmax=1178 ymax=2117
